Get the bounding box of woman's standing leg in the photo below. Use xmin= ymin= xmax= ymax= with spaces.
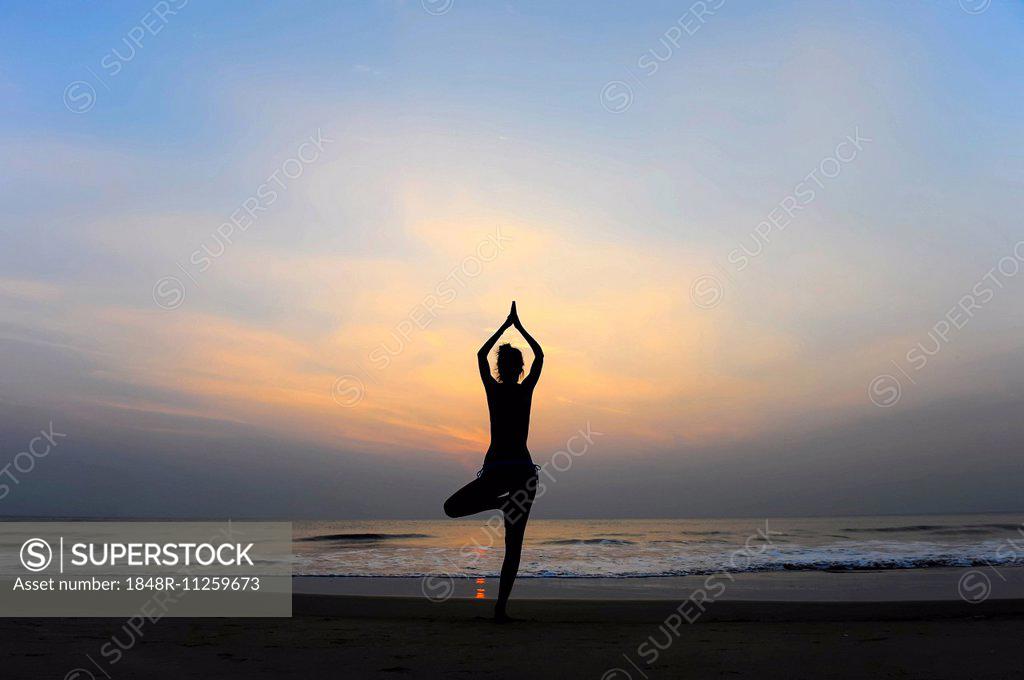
xmin=495 ymin=472 xmax=538 ymax=621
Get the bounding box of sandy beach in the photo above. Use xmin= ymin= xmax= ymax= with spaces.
xmin=4 ymin=583 xmax=1022 ymax=679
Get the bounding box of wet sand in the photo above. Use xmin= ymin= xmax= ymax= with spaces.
xmin=2 ymin=594 xmax=1022 ymax=679
xmin=294 ymin=566 xmax=1024 ymax=601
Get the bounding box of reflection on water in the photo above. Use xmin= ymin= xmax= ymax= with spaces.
xmin=475 ymin=577 xmax=486 ymax=599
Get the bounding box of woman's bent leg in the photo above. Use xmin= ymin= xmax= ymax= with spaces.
xmin=443 ymin=476 xmax=502 ymax=518
xmin=495 ymin=473 xmax=538 ymax=620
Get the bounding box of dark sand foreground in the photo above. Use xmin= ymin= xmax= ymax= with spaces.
xmin=2 ymin=594 xmax=1023 ymax=679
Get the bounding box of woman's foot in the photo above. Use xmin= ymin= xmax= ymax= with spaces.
xmin=493 ymin=603 xmax=518 ymax=623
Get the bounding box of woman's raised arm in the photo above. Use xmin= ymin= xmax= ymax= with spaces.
xmin=478 ymin=304 xmax=515 ymax=384
xmin=512 ymin=304 xmax=544 ymax=388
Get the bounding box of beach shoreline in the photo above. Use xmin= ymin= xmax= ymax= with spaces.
xmin=294 ymin=565 xmax=1024 ymax=602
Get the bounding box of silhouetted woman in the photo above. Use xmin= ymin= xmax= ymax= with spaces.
xmin=444 ymin=301 xmax=543 ymax=622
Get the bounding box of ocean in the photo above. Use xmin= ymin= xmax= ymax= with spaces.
xmin=293 ymin=513 xmax=1024 ymax=578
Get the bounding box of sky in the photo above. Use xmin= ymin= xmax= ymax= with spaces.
xmin=1 ymin=0 xmax=1023 ymax=518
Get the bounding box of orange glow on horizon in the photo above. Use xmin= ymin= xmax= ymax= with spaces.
xmin=38 ymin=204 xmax=898 ymax=463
